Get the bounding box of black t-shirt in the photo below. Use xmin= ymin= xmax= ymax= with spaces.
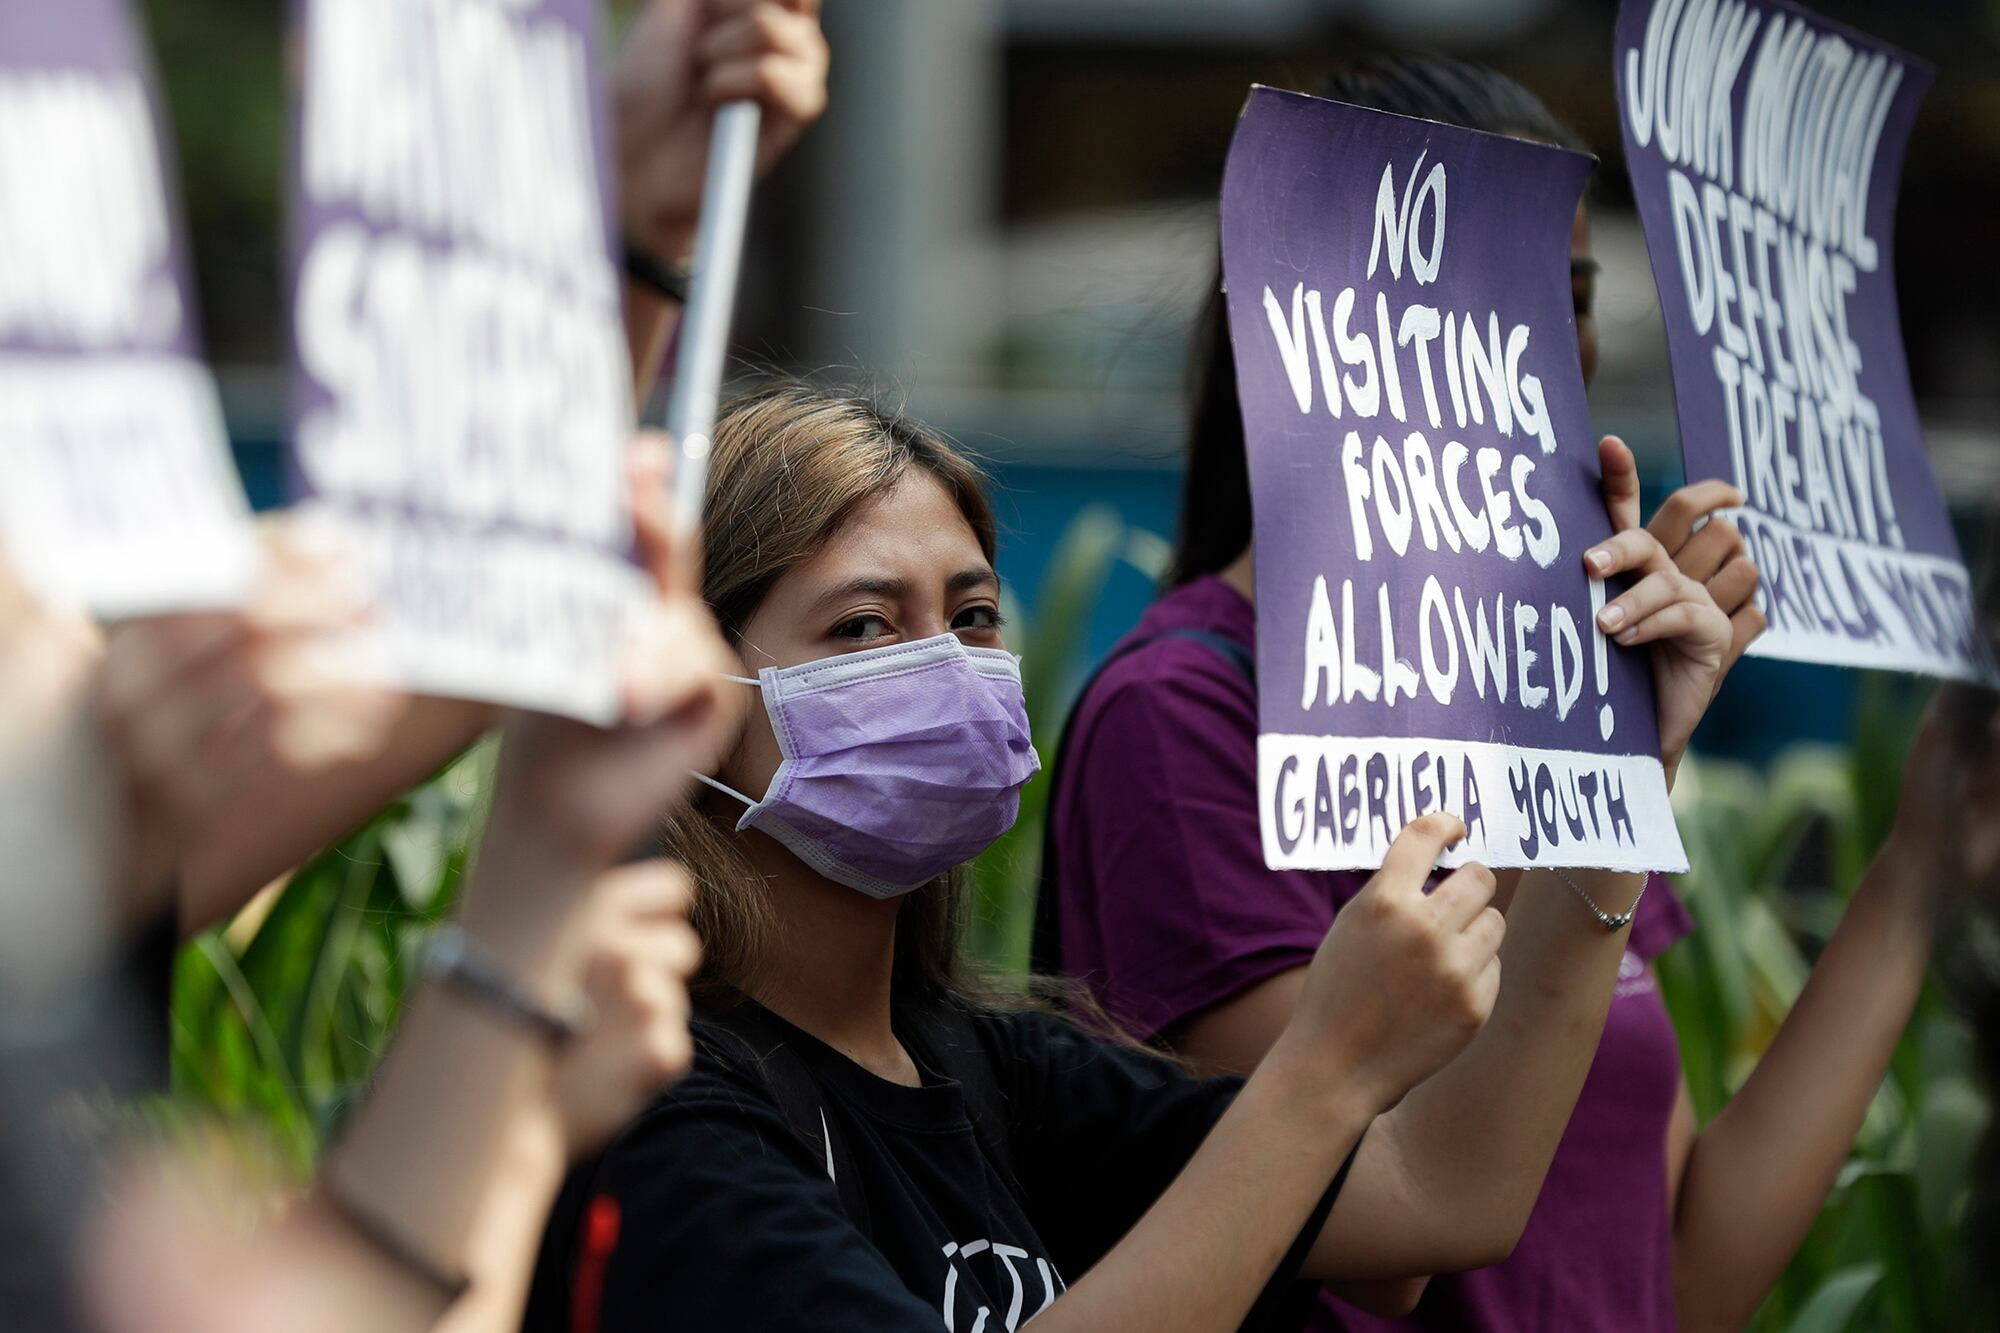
xmin=525 ymin=999 xmax=1344 ymax=1332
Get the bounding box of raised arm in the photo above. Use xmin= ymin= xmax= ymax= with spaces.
xmin=84 ymin=532 xmax=456 ymax=937
xmin=90 ymin=850 xmax=713 ymax=1333
xmin=1015 ymin=815 xmax=1501 ymax=1333
xmin=1307 ymin=443 xmax=1734 ymax=1276
xmin=315 ymin=440 xmax=742 ymax=1318
xmin=86 ymin=441 xmax=744 ymax=1333
xmin=1667 ymin=686 xmax=1998 ymax=1331
xmin=175 ymin=693 xmax=495 ymax=935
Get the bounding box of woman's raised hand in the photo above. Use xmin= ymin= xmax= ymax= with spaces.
xmin=95 ymin=532 xmax=406 ymax=891
xmin=1643 ymin=480 xmax=1764 ymax=679
xmin=1275 ymin=813 xmax=1503 ymax=1116
xmin=1598 ymin=435 xmax=1766 ymax=687
xmin=1880 ymin=682 xmax=2000 ymax=902
xmin=1587 ymin=439 xmax=1736 ymax=787
xmin=613 ymin=0 xmax=829 ymax=262
xmin=486 ymin=434 xmax=745 ymax=871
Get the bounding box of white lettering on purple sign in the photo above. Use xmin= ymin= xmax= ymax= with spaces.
xmin=1227 ymin=89 xmax=1687 ymax=873
xmin=291 ymin=0 xmax=641 ymax=720
xmin=0 ymin=2 xmax=254 ymax=615
xmin=1618 ymin=0 xmax=1992 ymax=682
xmin=1261 ymin=157 xmax=1622 ymax=753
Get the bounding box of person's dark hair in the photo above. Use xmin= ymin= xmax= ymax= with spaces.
xmin=1167 ymin=54 xmax=1586 ymax=587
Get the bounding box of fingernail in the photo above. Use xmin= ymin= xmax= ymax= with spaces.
xmin=1616 ymin=628 xmax=1638 ymax=645
xmin=1587 ymin=548 xmax=1613 ymax=573
xmin=1598 ymin=604 xmax=1625 ymax=631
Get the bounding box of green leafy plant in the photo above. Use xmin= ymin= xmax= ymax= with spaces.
xmin=168 ymin=740 xmax=495 ymax=1174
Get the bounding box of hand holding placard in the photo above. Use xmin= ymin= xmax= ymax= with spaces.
xmin=613 ymin=0 xmax=830 ymax=418
xmin=613 ymin=0 xmax=830 ymax=264
xmin=1276 ymin=812 xmax=1502 ymax=1115
xmin=1616 ymin=0 xmax=1994 ymax=684
xmin=1580 ymin=522 xmax=1734 ymax=788
xmin=489 ymin=431 xmax=745 ymax=871
xmin=95 ymin=531 xmax=407 ymax=893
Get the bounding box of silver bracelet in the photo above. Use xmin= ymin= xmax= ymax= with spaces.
xmin=1550 ymin=867 xmax=1645 ymax=931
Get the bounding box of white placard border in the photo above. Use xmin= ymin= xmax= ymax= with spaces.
xmin=1731 ymin=509 xmax=1995 ymax=683
xmin=1258 ymin=733 xmax=1688 ymax=873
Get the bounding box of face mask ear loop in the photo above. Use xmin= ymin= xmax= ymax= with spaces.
xmin=688 ymin=770 xmax=758 ymax=809
xmin=687 ymin=673 xmax=768 ymax=808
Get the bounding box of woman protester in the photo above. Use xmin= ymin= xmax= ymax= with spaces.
xmin=521 ymin=379 xmax=1728 ymax=1332
xmin=1042 ymin=55 xmax=1962 ymax=1333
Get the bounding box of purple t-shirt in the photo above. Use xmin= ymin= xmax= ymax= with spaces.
xmin=1048 ymin=574 xmax=1695 ymax=1333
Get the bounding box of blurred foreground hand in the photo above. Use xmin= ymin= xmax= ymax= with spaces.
xmin=97 ymin=527 xmax=406 ymax=902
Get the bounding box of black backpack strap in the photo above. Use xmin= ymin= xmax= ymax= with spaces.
xmin=695 ymin=1003 xmax=875 ymax=1238
xmin=1155 ymin=627 xmax=1256 ymax=683
xmin=708 ymin=1001 xmax=1020 ymax=1231
xmin=549 ymin=1006 xmax=878 ymax=1332
xmin=1029 ymin=626 xmax=1257 ymax=978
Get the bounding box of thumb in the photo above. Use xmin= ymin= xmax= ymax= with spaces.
xmin=1598 ymin=435 xmax=1642 ymax=534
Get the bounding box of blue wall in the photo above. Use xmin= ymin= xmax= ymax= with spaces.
xmin=985 ymin=461 xmax=1180 ymax=663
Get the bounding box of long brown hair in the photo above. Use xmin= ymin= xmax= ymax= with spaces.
xmin=665 ymin=380 xmax=998 ymax=1008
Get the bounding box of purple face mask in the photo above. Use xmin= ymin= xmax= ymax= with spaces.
xmin=695 ymin=633 xmax=1042 ymax=898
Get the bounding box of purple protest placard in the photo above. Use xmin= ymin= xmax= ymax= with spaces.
xmin=1222 ymin=87 xmax=1687 ymax=873
xmin=1617 ymin=0 xmax=1993 ymax=683
xmin=289 ymin=0 xmax=642 ymax=722
xmin=0 ymin=0 xmax=254 ymax=615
